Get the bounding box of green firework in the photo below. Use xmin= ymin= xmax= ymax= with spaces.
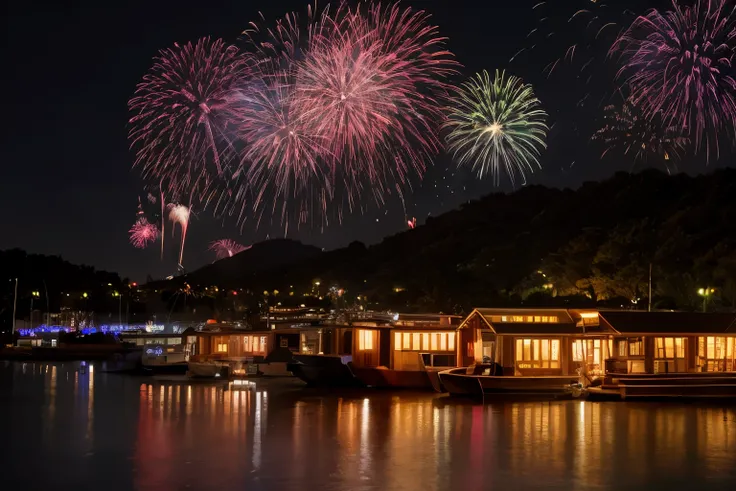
xmin=445 ymin=70 xmax=549 ymax=185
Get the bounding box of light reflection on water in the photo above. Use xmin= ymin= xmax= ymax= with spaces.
xmin=2 ymin=361 xmax=735 ymax=490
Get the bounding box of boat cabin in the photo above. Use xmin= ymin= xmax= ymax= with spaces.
xmin=192 ymin=329 xmax=271 ymax=361
xmin=598 ymin=311 xmax=736 ymax=375
xmin=352 ymin=313 xmax=462 ymax=370
xmin=458 ymin=308 xmax=609 ymax=377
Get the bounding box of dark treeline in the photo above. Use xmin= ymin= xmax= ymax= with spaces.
xmin=0 ymin=250 xmax=126 ymax=330
xmin=157 ymin=169 xmax=736 ymax=317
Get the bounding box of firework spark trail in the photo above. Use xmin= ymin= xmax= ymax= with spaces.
xmin=209 ymin=239 xmax=251 ymax=260
xmin=611 ymin=0 xmax=736 ymax=156
xmin=129 ymin=37 xmax=250 ymax=200
xmin=593 ymin=98 xmax=689 ymax=174
xmin=445 ymin=70 xmax=549 ymax=185
xmin=168 ymin=204 xmax=191 ymax=266
xmin=129 ymin=217 xmax=160 ymax=249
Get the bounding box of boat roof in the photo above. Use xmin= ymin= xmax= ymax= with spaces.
xmin=599 ymin=311 xmax=736 ymax=335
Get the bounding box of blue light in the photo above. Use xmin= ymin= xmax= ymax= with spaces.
xmin=17 ymin=323 xmax=162 ymax=337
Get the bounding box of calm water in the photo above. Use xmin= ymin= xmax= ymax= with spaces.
xmin=2 ymin=362 xmax=735 ymax=490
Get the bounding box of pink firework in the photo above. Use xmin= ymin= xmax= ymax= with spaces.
xmin=129 ymin=217 xmax=160 ymax=249
xmin=229 ymin=3 xmax=457 ymax=229
xmin=129 ymin=38 xmax=250 ymax=198
xmin=612 ymin=0 xmax=736 ymax=155
xmin=230 ymin=9 xmax=334 ymax=229
xmin=168 ymin=204 xmax=190 ymax=266
xmin=407 ymin=217 xmax=416 ymax=229
xmin=295 ymin=3 xmax=458 ymax=201
xmin=209 ymin=239 xmax=250 ymax=260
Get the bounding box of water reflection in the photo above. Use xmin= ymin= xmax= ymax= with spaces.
xmin=2 ymin=362 xmax=736 ymax=490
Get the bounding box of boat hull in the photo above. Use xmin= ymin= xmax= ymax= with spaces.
xmin=590 ymin=374 xmax=736 ymax=400
xmin=288 ymin=354 xmax=363 ymax=387
xmin=350 ymin=366 xmax=437 ymax=390
xmin=188 ymin=362 xmax=228 ymax=378
xmin=439 ymin=368 xmax=582 ymax=398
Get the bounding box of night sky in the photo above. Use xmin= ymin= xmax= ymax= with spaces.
xmin=3 ymin=0 xmax=728 ymax=282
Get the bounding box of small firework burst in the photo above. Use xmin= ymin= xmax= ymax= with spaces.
xmin=129 ymin=217 xmax=160 ymax=249
xmin=593 ymin=99 xmax=689 ymax=173
xmin=209 ymin=239 xmax=250 ymax=260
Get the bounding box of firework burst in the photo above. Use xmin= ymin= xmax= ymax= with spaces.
xmin=209 ymin=239 xmax=250 ymax=260
xmin=445 ymin=70 xmax=549 ymax=185
xmin=612 ymin=0 xmax=736 ymax=155
xmin=593 ymin=98 xmax=689 ymax=173
xmin=129 ymin=217 xmax=160 ymax=249
xmin=129 ymin=37 xmax=250 ymax=198
xmin=228 ymin=3 xmax=457 ymax=229
xmin=295 ymin=3 xmax=458 ymax=201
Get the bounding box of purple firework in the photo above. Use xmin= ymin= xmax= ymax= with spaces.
xmin=612 ymin=0 xmax=736 ymax=155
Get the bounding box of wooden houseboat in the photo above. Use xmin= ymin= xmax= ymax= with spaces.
xmin=439 ymin=308 xmax=595 ymax=398
xmin=347 ymin=313 xmax=463 ymax=390
xmin=440 ymin=308 xmax=736 ymax=399
xmin=189 ymin=327 xmax=276 ymax=377
xmin=587 ymin=311 xmax=736 ymax=400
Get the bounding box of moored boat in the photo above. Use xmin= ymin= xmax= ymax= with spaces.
xmin=187 ymin=360 xmax=229 ymax=378
xmin=439 ymin=366 xmax=584 ymax=398
xmin=288 ymin=354 xmax=363 ymax=387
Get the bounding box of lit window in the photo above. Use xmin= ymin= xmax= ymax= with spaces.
xmin=448 ymin=333 xmax=455 ymax=351
xmin=541 ymin=316 xmax=548 ymax=323
xmin=394 ymin=332 xmax=402 ymax=351
xmin=501 ymin=316 xmax=508 ymax=322
xmin=431 ymin=333 xmax=439 ymax=351
xmin=513 ymin=316 xmax=524 ymax=322
xmin=526 ymin=316 xmax=534 ymax=322
xmin=402 ymin=333 xmax=411 ymax=350
xmin=440 ymin=333 xmax=447 ymax=351
xmin=551 ymin=340 xmax=559 ymax=361
xmin=412 ymin=333 xmax=420 ymax=350
xmin=243 ymin=336 xmax=251 ymax=352
xmin=422 ymin=333 xmax=429 ymax=351
xmin=534 ymin=316 xmax=541 ymax=323
xmin=618 ymin=340 xmax=626 ymax=357
xmin=629 ymin=338 xmax=642 ymax=356
xmin=358 ymin=330 xmax=374 ymax=351
xmin=216 ymin=343 xmax=227 ymax=353
xmin=516 ymin=338 xmax=561 ymax=369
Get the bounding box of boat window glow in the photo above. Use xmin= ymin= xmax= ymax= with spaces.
xmin=357 ymin=329 xmax=374 ymax=351
xmin=515 ymin=338 xmax=560 ymax=369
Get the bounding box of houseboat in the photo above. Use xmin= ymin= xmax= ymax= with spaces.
xmin=188 ymin=326 xmax=277 ymax=377
xmin=347 ymin=313 xmax=463 ymax=390
xmin=439 ymin=308 xmax=736 ymax=399
xmin=280 ymin=321 xmax=360 ymax=387
xmin=587 ymin=310 xmax=736 ymax=400
xmin=439 ymin=308 xmax=594 ymax=398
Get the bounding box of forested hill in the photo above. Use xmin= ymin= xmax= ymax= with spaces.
xmin=160 ymin=169 xmax=736 ymax=313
